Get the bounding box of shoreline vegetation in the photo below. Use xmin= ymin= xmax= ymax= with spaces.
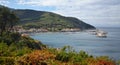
xmin=0 ymin=6 xmax=119 ymax=65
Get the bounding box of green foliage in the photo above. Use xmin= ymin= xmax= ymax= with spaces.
xmin=0 ymin=31 xmax=45 ymax=50
xmin=0 ymin=42 xmax=32 ymax=57
xmin=0 ymin=31 xmax=46 ymax=64
xmin=55 ymin=46 xmax=89 ymax=63
xmin=0 ymin=32 xmax=21 ymax=45
xmin=0 ymin=57 xmax=15 ymax=65
xmin=15 ymin=47 xmax=32 ymax=56
xmin=0 ymin=31 xmax=45 ymax=57
xmin=0 ymin=7 xmax=19 ymax=35
xmin=17 ymin=36 xmax=44 ymax=49
xmin=55 ymin=51 xmax=70 ymax=62
xmin=0 ymin=42 xmax=9 ymax=56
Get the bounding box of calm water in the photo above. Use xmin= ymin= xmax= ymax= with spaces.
xmin=31 ymin=27 xmax=120 ymax=60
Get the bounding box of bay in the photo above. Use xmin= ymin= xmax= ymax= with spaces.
xmin=31 ymin=27 xmax=120 ymax=60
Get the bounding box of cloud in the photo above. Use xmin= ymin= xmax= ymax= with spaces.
xmin=17 ymin=0 xmax=66 ymax=6
xmin=17 ymin=0 xmax=101 ymax=7
xmin=0 ymin=0 xmax=9 ymax=6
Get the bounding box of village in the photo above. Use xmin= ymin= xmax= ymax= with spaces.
xmin=13 ymin=26 xmax=81 ymax=33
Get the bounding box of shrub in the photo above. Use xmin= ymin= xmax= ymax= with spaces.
xmin=55 ymin=46 xmax=73 ymax=62
xmin=16 ymin=50 xmax=55 ymax=65
xmin=17 ymin=36 xmax=43 ymax=49
xmin=0 ymin=32 xmax=21 ymax=45
xmin=15 ymin=47 xmax=32 ymax=56
xmin=87 ymin=56 xmax=116 ymax=65
xmin=0 ymin=57 xmax=15 ymax=65
xmin=0 ymin=42 xmax=9 ymax=56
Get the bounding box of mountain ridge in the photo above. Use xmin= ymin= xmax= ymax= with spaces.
xmin=0 ymin=5 xmax=96 ymax=31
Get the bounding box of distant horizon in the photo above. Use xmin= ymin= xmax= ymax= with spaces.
xmin=0 ymin=0 xmax=120 ymax=27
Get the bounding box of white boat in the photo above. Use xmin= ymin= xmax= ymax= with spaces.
xmin=96 ymin=30 xmax=107 ymax=38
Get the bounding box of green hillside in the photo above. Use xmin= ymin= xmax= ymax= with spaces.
xmin=0 ymin=5 xmax=95 ymax=31
xmin=13 ymin=9 xmax=95 ymax=31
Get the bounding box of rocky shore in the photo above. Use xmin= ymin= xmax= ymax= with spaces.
xmin=13 ymin=26 xmax=81 ymax=33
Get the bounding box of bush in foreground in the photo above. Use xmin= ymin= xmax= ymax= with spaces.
xmin=15 ymin=46 xmax=116 ymax=65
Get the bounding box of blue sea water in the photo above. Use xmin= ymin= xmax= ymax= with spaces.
xmin=31 ymin=27 xmax=120 ymax=60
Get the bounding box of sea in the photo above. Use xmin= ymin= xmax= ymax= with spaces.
xmin=30 ymin=27 xmax=120 ymax=61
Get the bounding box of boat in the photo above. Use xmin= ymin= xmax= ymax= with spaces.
xmin=96 ymin=30 xmax=107 ymax=38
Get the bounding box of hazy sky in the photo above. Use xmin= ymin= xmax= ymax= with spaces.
xmin=0 ymin=0 xmax=120 ymax=27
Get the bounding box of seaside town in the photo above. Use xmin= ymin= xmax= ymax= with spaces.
xmin=13 ymin=26 xmax=81 ymax=33
xmin=13 ymin=26 xmax=107 ymax=38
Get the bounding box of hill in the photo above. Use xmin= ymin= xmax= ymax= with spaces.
xmin=0 ymin=5 xmax=95 ymax=31
xmin=13 ymin=9 xmax=95 ymax=31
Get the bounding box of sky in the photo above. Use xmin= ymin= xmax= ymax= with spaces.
xmin=0 ymin=0 xmax=120 ymax=27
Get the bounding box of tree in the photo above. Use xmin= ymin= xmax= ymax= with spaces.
xmin=8 ymin=12 xmax=19 ymax=32
xmin=0 ymin=7 xmax=19 ymax=35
